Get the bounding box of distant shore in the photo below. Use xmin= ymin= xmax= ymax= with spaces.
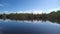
xmin=0 ymin=10 xmax=60 ymax=20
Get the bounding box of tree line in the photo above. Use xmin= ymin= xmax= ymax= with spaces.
xmin=0 ymin=10 xmax=60 ymax=20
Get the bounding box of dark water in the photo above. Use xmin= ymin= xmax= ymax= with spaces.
xmin=0 ymin=19 xmax=60 ymax=34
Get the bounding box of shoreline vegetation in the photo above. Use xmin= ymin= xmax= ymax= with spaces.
xmin=0 ymin=10 xmax=60 ymax=22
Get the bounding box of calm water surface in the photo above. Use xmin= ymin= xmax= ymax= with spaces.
xmin=0 ymin=19 xmax=60 ymax=34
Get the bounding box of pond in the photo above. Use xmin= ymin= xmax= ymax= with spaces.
xmin=0 ymin=19 xmax=60 ymax=34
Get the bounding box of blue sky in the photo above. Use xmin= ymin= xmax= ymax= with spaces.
xmin=0 ymin=0 xmax=60 ymax=14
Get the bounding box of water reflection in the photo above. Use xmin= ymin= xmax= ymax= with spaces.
xmin=0 ymin=19 xmax=60 ymax=34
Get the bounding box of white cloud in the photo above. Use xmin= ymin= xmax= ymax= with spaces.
xmin=47 ymin=7 xmax=60 ymax=13
xmin=2 ymin=7 xmax=60 ymax=14
xmin=17 ymin=9 xmax=43 ymax=14
xmin=0 ymin=4 xmax=4 ymax=7
xmin=1 ymin=9 xmax=43 ymax=14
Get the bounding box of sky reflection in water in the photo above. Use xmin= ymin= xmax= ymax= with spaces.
xmin=0 ymin=19 xmax=60 ymax=34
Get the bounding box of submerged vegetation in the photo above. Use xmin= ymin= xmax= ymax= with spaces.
xmin=0 ymin=10 xmax=60 ymax=23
